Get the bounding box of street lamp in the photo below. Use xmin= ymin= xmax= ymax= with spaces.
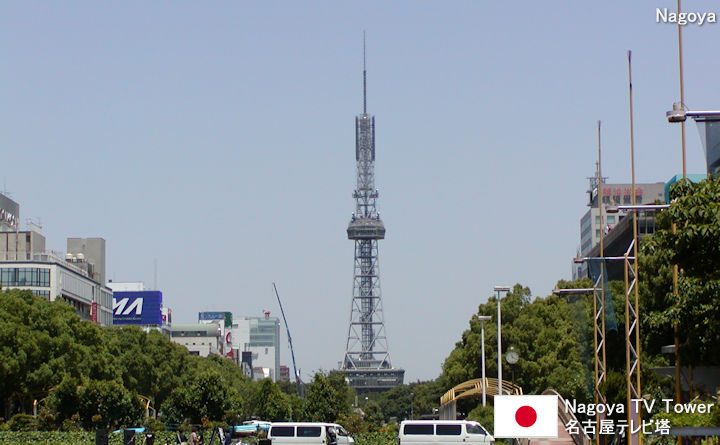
xmin=410 ymin=392 xmax=414 ymax=420
xmin=494 ymin=285 xmax=511 ymax=397
xmin=477 ymin=315 xmax=491 ymax=406
xmin=666 ymin=104 xmax=720 ymax=123
xmin=667 ymin=105 xmax=720 ymax=174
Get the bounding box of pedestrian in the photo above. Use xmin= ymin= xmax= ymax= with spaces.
xmin=189 ymin=428 xmax=198 ymax=445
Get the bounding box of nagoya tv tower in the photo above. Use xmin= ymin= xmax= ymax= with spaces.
xmin=341 ymin=37 xmax=404 ymax=392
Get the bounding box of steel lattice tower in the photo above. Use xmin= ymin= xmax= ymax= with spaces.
xmin=341 ymin=40 xmax=404 ymax=392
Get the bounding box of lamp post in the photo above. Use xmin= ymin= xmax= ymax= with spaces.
xmin=477 ymin=315 xmax=491 ymax=406
xmin=410 ymin=392 xmax=414 ymax=420
xmin=494 ymin=286 xmax=511 ymax=396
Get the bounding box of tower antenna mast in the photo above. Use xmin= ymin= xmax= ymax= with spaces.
xmin=363 ymin=30 xmax=367 ymax=114
xmin=341 ymin=35 xmax=404 ymax=392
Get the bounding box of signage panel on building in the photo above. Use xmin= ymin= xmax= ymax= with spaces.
xmin=199 ymin=311 xmax=232 ymax=327
xmin=113 ymin=291 xmax=163 ymax=325
xmin=0 ymin=193 xmax=19 ymax=229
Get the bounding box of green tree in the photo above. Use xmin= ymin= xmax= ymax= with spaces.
xmin=161 ymin=369 xmax=238 ymax=424
xmin=252 ymin=379 xmax=292 ymax=421
xmin=440 ymin=282 xmax=592 ymax=415
xmin=0 ymin=290 xmax=114 ymax=418
xmin=302 ymin=373 xmax=349 ymax=422
xmin=641 ymin=177 xmax=720 ymax=367
xmin=76 ymin=379 xmax=143 ymax=429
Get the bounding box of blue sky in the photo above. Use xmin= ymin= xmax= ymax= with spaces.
xmin=2 ymin=2 xmax=719 ymax=382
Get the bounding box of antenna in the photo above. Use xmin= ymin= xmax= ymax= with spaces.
xmin=1 ymin=181 xmax=11 ymax=198
xmin=363 ymin=31 xmax=367 ymax=114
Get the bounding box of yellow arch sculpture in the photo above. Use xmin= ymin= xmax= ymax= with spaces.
xmin=440 ymin=378 xmax=522 ymax=406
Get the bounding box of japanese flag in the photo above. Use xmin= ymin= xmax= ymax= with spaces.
xmin=494 ymin=395 xmax=558 ymax=438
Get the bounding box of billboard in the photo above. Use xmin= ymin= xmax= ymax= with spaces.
xmin=0 ymin=193 xmax=19 ymax=229
xmin=199 ymin=311 xmax=232 ymax=327
xmin=113 ymin=291 xmax=163 ymax=325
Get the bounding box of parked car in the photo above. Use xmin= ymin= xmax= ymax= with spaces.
xmin=398 ymin=420 xmax=494 ymax=445
xmin=267 ymin=422 xmax=354 ymax=445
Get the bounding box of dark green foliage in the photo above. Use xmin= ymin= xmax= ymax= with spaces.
xmin=76 ymin=380 xmax=143 ymax=429
xmin=250 ymin=378 xmax=293 ymax=421
xmin=641 ymin=176 xmax=720 ymax=367
xmin=6 ymin=413 xmax=36 ymax=431
xmin=353 ymin=430 xmax=397 ymax=445
xmin=441 ymin=284 xmax=591 ymax=402
xmin=466 ymin=405 xmax=493 ymax=434
xmin=302 ymin=373 xmax=351 ymax=422
xmin=0 ymin=290 xmax=251 ymax=427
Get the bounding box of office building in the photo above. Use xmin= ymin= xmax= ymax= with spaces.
xmin=0 ymin=195 xmax=113 ymax=325
xmin=67 ymin=238 xmax=106 ymax=286
xmin=170 ymin=324 xmax=221 ymax=357
xmin=232 ymin=313 xmax=280 ymax=381
xmin=279 ymin=365 xmax=290 ymax=382
xmin=199 ymin=311 xmax=233 ymax=357
xmin=574 ymin=171 xmax=665 ymax=279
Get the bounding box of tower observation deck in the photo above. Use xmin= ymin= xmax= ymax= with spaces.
xmin=341 ymin=41 xmax=404 ymax=392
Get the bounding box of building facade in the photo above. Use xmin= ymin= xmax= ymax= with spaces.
xmin=199 ymin=311 xmax=233 ymax=357
xmin=575 ymin=180 xmax=666 ymax=279
xmin=109 ymin=282 xmax=170 ymax=336
xmin=0 ymin=219 xmax=113 ymax=326
xmin=232 ymin=314 xmax=280 ymax=381
xmin=170 ymin=324 xmax=221 ymax=357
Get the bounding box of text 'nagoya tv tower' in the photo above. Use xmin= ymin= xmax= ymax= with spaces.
xmin=341 ymin=39 xmax=404 ymax=392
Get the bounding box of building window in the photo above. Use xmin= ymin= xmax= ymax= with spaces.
xmin=596 ymin=229 xmax=600 ymax=238
xmin=595 ymin=216 xmax=600 ymax=224
xmin=0 ymin=267 xmax=50 ymax=288
xmin=607 ymin=215 xmax=616 ymax=224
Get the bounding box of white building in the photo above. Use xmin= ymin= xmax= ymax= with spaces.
xmin=170 ymin=324 xmax=221 ymax=357
xmin=232 ymin=313 xmax=280 ymax=381
xmin=0 ymin=232 xmax=114 ymax=326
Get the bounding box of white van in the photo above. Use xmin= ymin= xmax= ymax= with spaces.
xmin=268 ymin=422 xmax=354 ymax=445
xmin=398 ymin=420 xmax=494 ymax=445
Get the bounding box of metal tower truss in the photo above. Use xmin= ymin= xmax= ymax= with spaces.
xmin=341 ymin=41 xmax=404 ymax=392
xmin=624 ymin=238 xmax=642 ymax=445
xmin=591 ymin=267 xmax=607 ymax=445
xmin=345 ymin=239 xmax=389 ymax=367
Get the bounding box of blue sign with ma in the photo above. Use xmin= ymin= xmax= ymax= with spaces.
xmin=113 ymin=291 xmax=163 ymax=325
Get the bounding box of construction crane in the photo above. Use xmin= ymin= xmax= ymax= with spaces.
xmin=273 ymin=283 xmax=302 ymax=396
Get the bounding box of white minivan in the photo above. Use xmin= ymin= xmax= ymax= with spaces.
xmin=398 ymin=420 xmax=494 ymax=445
xmin=268 ymin=422 xmax=354 ymax=445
